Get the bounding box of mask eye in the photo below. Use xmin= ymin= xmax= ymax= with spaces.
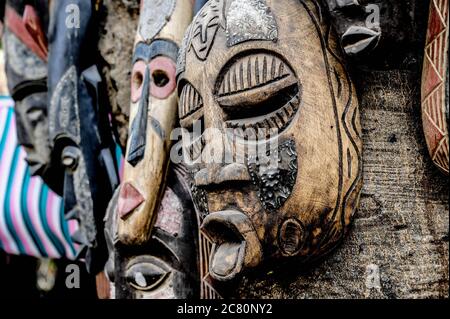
xmin=26 ymin=107 xmax=45 ymax=125
xmin=215 ymin=52 xmax=301 ymax=140
xmin=125 ymin=261 xmax=171 ymax=291
xmin=178 ymin=82 xmax=204 ymax=127
xmin=178 ymin=82 xmax=205 ymax=162
xmin=131 ymin=61 xmax=147 ymax=103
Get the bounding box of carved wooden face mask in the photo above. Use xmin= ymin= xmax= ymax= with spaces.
xmin=324 ymin=0 xmax=421 ymax=67
xmin=47 ymin=0 xmax=119 ymax=273
xmin=105 ymin=169 xmax=199 ymax=299
xmin=177 ymin=0 xmax=363 ymax=283
xmin=2 ymin=3 xmax=62 ymax=191
xmin=3 ymin=24 xmax=48 ymax=175
xmin=117 ymin=0 xmax=194 ymax=245
xmin=13 ymin=93 xmax=50 ymax=174
xmin=324 ymin=0 xmax=382 ymax=57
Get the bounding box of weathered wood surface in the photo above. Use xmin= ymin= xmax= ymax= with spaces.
xmin=235 ymin=68 xmax=449 ymax=299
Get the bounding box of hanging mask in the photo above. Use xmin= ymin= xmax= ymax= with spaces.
xmin=177 ymin=0 xmax=363 ymax=288
xmin=3 ymin=2 xmax=63 ymax=192
xmin=109 ymin=0 xmax=199 ymax=299
xmin=420 ymin=0 xmax=449 ymax=175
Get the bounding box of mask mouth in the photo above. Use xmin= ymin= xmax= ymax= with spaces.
xmin=201 ymin=210 xmax=262 ymax=282
xmin=341 ymin=25 xmax=381 ymax=56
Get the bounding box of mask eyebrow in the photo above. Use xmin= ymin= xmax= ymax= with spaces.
xmin=132 ymin=39 xmax=180 ymax=65
xmin=11 ymin=79 xmax=47 ymax=101
xmin=140 ymin=230 xmax=184 ymax=273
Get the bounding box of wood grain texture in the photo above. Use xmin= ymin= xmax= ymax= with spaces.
xmin=118 ymin=0 xmax=194 ymax=245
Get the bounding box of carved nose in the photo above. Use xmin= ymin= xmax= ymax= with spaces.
xmin=127 ymin=67 xmax=150 ymax=166
xmin=118 ymin=182 xmax=145 ymax=220
xmin=194 ymin=163 xmax=251 ymax=187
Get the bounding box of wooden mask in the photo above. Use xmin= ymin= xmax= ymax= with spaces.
xmin=117 ymin=0 xmax=194 ymax=245
xmin=421 ymin=0 xmax=449 ymax=175
xmin=105 ymin=166 xmax=200 ymax=299
xmin=47 ymin=0 xmax=119 ymax=273
xmin=177 ymin=0 xmax=363 ymax=285
xmin=109 ymin=0 xmax=198 ymax=298
xmin=2 ymin=2 xmax=63 ymax=192
xmin=323 ymin=1 xmax=427 ymax=68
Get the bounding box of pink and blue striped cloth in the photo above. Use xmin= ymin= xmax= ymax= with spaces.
xmin=0 ymin=95 xmax=78 ymax=259
xmin=1 ymin=95 xmax=124 ymax=260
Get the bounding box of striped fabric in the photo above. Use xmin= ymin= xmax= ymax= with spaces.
xmin=0 ymin=95 xmax=79 ymax=259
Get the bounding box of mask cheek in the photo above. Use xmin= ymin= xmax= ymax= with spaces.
xmin=131 ymin=60 xmax=147 ymax=103
xmin=148 ymin=56 xmax=177 ymax=99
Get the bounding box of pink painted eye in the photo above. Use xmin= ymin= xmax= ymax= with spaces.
xmin=149 ymin=56 xmax=177 ymax=99
xmin=131 ymin=60 xmax=147 ymax=103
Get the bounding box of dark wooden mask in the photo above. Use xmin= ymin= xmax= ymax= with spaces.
xmin=2 ymin=2 xmax=63 ymax=191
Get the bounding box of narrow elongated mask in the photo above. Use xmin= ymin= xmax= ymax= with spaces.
xmin=110 ymin=0 xmax=199 ymax=299
xmin=117 ymin=0 xmax=194 ymax=246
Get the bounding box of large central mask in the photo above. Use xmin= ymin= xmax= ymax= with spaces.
xmin=177 ymin=0 xmax=363 ymax=284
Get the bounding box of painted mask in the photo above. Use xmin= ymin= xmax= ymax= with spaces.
xmin=117 ymin=0 xmax=194 ymax=246
xmin=421 ymin=0 xmax=449 ymax=175
xmin=177 ymin=0 xmax=363 ymax=287
xmin=107 ymin=0 xmax=199 ymax=299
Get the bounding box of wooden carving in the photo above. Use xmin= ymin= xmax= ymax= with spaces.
xmin=117 ymin=0 xmax=194 ymax=245
xmin=109 ymin=0 xmax=198 ymax=299
xmin=324 ymin=0 xmax=425 ymax=68
xmin=324 ymin=0 xmax=381 ymax=56
xmin=177 ymin=0 xmax=363 ymax=295
xmin=105 ymin=165 xmax=199 ymax=299
xmin=421 ymin=0 xmax=449 ymax=174
xmin=2 ymin=1 xmax=64 ymax=192
xmin=47 ymin=0 xmax=119 ymax=273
